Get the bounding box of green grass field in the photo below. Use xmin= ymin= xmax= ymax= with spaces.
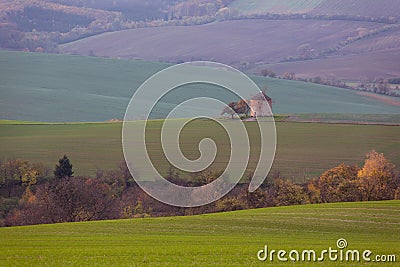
xmin=229 ymin=0 xmax=324 ymax=14
xmin=287 ymin=114 xmax=400 ymax=124
xmin=229 ymin=0 xmax=400 ymax=17
xmin=1 ymin=120 xmax=399 ymax=180
xmin=1 ymin=50 xmax=400 ymax=123
xmin=0 ymin=200 xmax=398 ymax=266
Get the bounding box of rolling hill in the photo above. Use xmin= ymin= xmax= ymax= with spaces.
xmin=60 ymin=17 xmax=400 ymax=81
xmin=251 ymin=48 xmax=400 ymax=82
xmin=1 ymin=51 xmax=400 ymax=123
xmin=229 ymin=0 xmax=325 ymax=15
xmin=309 ymin=0 xmax=400 ymax=18
xmin=229 ymin=0 xmax=400 ymax=19
xmin=0 ymin=201 xmax=399 ymax=266
xmin=4 ymin=0 xmax=399 ymax=82
xmin=59 ymin=18 xmax=387 ymax=66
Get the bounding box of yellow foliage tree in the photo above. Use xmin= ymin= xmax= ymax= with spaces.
xmin=0 ymin=159 xmax=39 ymax=197
xmin=357 ymin=150 xmax=397 ymax=201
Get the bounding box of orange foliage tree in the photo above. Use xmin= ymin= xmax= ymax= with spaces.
xmin=317 ymin=163 xmax=361 ymax=203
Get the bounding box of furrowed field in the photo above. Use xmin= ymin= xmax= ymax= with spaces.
xmin=0 ymin=201 xmax=399 ymax=266
xmin=0 ymin=120 xmax=399 ymax=180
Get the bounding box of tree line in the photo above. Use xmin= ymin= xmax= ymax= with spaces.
xmin=1 ymin=150 xmax=399 ymax=226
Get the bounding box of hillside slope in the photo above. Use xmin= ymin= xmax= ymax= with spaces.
xmin=229 ymin=0 xmax=324 ymax=15
xmin=310 ymin=0 xmax=400 ymax=18
xmin=59 ymin=19 xmax=386 ymax=65
xmin=229 ymin=0 xmax=400 ymax=19
xmin=60 ymin=18 xmax=400 ymax=81
xmin=1 ymin=51 xmax=400 ymax=122
xmin=0 ymin=201 xmax=399 ymax=266
xmin=252 ymin=48 xmax=400 ymax=81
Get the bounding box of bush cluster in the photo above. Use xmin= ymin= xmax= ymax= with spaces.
xmin=1 ymin=151 xmax=399 ymax=226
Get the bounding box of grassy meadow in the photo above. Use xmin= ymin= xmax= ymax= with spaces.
xmin=229 ymin=0 xmax=400 ymax=17
xmin=1 ymin=50 xmax=400 ymax=123
xmin=0 ymin=200 xmax=398 ymax=266
xmin=1 ymin=120 xmax=399 ymax=180
xmin=229 ymin=0 xmax=324 ymax=14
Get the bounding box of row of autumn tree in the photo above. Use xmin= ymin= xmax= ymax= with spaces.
xmin=1 ymin=150 xmax=399 ymax=226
